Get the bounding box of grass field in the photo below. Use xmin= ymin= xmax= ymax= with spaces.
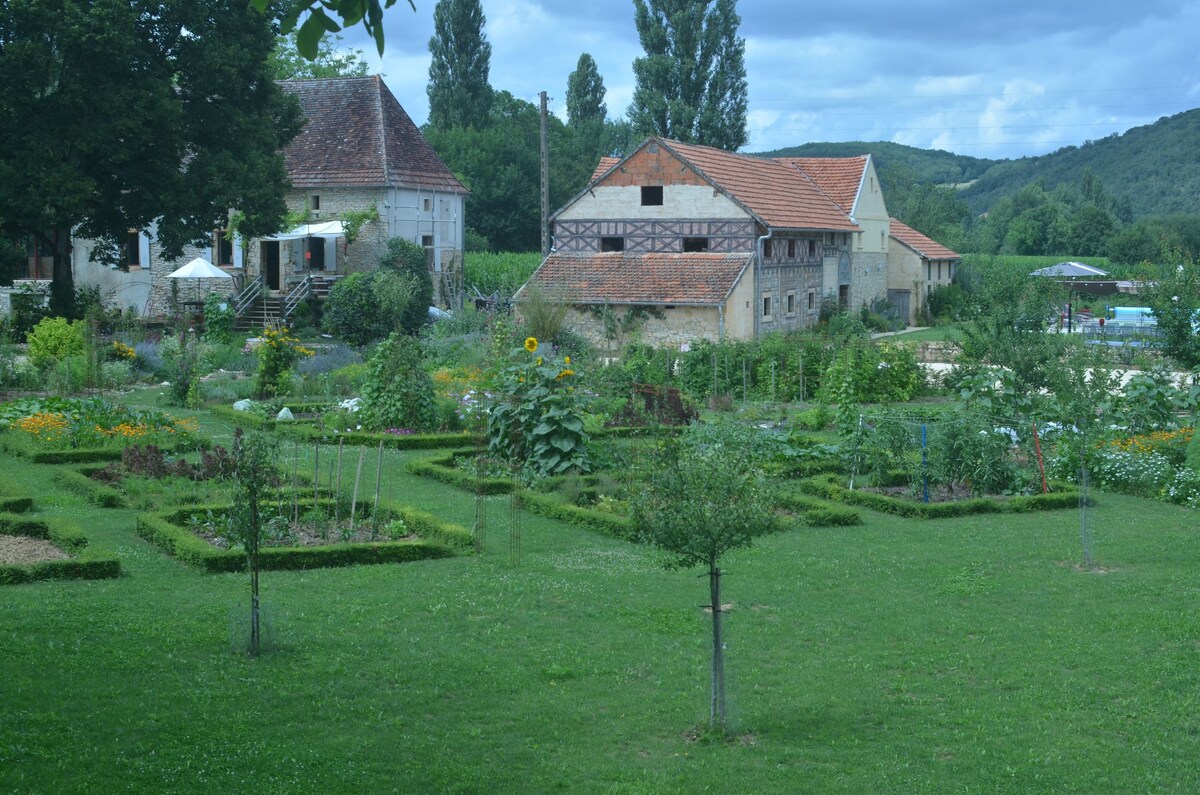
xmin=2 ymin=395 xmax=1199 ymax=793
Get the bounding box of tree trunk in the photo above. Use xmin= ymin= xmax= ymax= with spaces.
xmin=709 ymin=564 xmax=726 ymax=729
xmin=49 ymin=230 xmax=76 ymax=319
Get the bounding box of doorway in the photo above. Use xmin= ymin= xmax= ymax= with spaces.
xmin=261 ymin=241 xmax=281 ymax=290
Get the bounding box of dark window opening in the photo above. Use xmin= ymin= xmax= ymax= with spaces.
xmin=786 ymin=293 xmax=795 ymax=314
xmin=215 ymin=232 xmax=233 ymax=266
xmin=640 ymin=185 xmax=663 ymax=206
xmin=763 ymin=295 xmax=772 ymax=317
xmin=763 ymin=239 xmax=773 ymax=258
xmin=808 ymin=291 xmax=815 ymax=310
xmin=311 ymin=195 xmax=320 ymax=211
xmin=787 ymin=239 xmax=796 ymax=258
xmin=123 ymin=232 xmax=140 ymax=267
xmin=600 ymin=237 xmax=625 ymax=252
xmin=808 ymin=239 xmax=817 ymax=257
xmin=422 ymin=235 xmax=434 ymax=248
xmin=682 ymin=237 xmax=709 ymax=252
xmin=305 ymin=236 xmax=325 ymax=270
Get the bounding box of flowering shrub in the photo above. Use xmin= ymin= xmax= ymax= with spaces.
xmin=109 ymin=341 xmax=137 ymax=361
xmin=1 ymin=397 xmax=200 ymax=450
xmin=1049 ymin=427 xmax=1197 ymax=504
xmin=487 ymin=337 xmax=590 ymax=478
xmin=254 ymin=326 xmax=313 ymax=398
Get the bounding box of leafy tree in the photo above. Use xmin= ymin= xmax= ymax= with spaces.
xmin=629 ymin=0 xmax=748 ymax=151
xmin=322 ymin=269 xmax=418 ymax=346
xmin=269 ymin=30 xmax=369 ymax=79
xmin=880 ymin=163 xmax=971 ymax=241
xmin=566 ymin=53 xmax=607 ymax=127
xmin=426 ymin=0 xmax=493 ymax=130
xmin=251 ymin=0 xmax=413 ymax=60
xmin=380 ymin=238 xmax=434 ymax=334
xmin=1142 ymin=259 xmax=1200 ymax=368
xmin=0 ymin=0 xmax=301 ymax=318
xmin=228 ymin=428 xmax=274 ymax=657
xmin=631 ymin=422 xmax=779 ymax=733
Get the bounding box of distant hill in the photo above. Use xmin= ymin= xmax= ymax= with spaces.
xmin=756 ymin=109 xmax=1200 ymax=219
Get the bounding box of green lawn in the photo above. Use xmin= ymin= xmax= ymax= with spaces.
xmin=2 ymin=400 xmax=1199 ymax=793
xmin=889 ymin=325 xmax=966 ymax=344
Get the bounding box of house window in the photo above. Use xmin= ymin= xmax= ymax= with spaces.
xmin=310 ymin=195 xmax=320 ymax=211
xmin=786 ymin=291 xmax=796 ymax=315
xmin=682 ymin=237 xmax=709 ymax=252
xmin=305 ymin=236 xmax=325 ymax=269
xmin=808 ymin=290 xmax=816 ymax=311
xmin=763 ymin=239 xmax=773 ymax=259
xmin=600 ymin=236 xmax=625 ymax=252
xmin=787 ymin=239 xmax=796 ymax=258
xmin=808 ymin=239 xmax=817 ymax=258
xmin=422 ymin=235 xmax=434 ymax=248
xmin=423 ymin=197 xmax=432 ymax=212
xmin=123 ymin=232 xmax=140 ymax=267
xmin=214 ymin=231 xmax=233 ymax=267
xmin=762 ymin=293 xmax=773 ymax=320
xmin=640 ymin=186 xmax=663 ymax=206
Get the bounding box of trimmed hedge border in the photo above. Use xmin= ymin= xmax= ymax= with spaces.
xmin=0 ymin=436 xmax=205 ymax=464
xmin=773 ymin=491 xmax=863 ymax=527
xmin=0 ymin=491 xmax=33 ymax=513
xmin=0 ymin=512 xmax=122 ymax=585
xmin=405 ymin=451 xmax=514 ymax=495
xmin=798 ymin=474 xmax=1083 ymax=519
xmin=53 ymin=467 xmax=127 ymax=508
xmin=519 ymin=491 xmax=636 ymax=541
xmin=135 ymin=499 xmax=471 ymax=573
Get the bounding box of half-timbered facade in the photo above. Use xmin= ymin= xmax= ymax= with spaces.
xmin=519 ymin=137 xmax=889 ymax=348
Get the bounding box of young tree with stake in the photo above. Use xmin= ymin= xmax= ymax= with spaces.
xmin=631 ymin=423 xmax=779 ymax=732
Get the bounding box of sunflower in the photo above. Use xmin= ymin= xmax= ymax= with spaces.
xmin=524 ymin=337 xmax=538 ymax=353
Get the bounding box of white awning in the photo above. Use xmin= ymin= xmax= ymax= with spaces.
xmin=263 ymin=221 xmax=346 ymax=241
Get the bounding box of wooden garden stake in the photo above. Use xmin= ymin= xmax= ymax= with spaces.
xmin=313 ymin=441 xmax=320 ymax=513
xmin=350 ymin=447 xmax=365 ymax=531
xmin=372 ymin=440 xmax=383 ymax=527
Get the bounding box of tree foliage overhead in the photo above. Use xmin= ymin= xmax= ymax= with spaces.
xmin=427 ymin=0 xmax=493 ymax=130
xmin=0 ymin=0 xmax=302 ymax=284
xmin=629 ymin=0 xmax=748 ymax=151
xmin=269 ymin=30 xmax=370 ymax=80
xmin=251 ymin=0 xmax=414 ymax=61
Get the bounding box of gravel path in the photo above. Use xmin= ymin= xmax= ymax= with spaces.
xmin=0 ymin=535 xmax=70 ymax=565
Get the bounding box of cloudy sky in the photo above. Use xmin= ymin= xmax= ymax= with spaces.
xmin=340 ymin=0 xmax=1200 ymax=161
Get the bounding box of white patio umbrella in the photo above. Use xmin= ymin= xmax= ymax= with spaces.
xmin=165 ymin=257 xmax=232 ymax=305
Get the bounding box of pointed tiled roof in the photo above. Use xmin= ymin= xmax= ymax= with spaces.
xmin=775 ymin=156 xmax=868 ymax=214
xmin=889 ymin=218 xmax=961 ymax=260
xmin=652 ymin=139 xmax=858 ymax=232
xmin=279 ymin=77 xmax=466 ymax=193
xmin=520 ymin=251 xmax=751 ymax=306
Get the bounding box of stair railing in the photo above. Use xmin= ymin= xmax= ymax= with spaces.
xmin=232 ymin=274 xmax=263 ymax=317
xmin=280 ymin=274 xmax=313 ymax=323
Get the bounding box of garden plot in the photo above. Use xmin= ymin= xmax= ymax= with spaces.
xmin=0 ymin=512 xmax=121 ymax=584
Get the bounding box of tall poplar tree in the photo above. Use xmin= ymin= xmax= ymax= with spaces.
xmin=566 ymin=53 xmax=607 ymax=127
xmin=426 ymin=0 xmax=493 ymax=130
xmin=628 ymin=0 xmax=748 ymax=151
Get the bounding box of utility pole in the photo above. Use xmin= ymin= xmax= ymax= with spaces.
xmin=539 ymin=91 xmax=550 ymax=259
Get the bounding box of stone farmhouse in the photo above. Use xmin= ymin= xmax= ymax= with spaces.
xmin=58 ymin=76 xmax=467 ymax=321
xmin=887 ymin=217 xmax=962 ymax=325
xmin=516 ymin=137 xmax=893 ymax=349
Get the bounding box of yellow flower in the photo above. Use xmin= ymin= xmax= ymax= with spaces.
xmin=556 ymin=369 xmax=575 ymax=380
xmin=524 ymin=337 xmax=538 ymax=353
xmin=536 ymin=357 xmax=543 ymax=366
xmin=564 ymin=356 xmax=571 ymax=365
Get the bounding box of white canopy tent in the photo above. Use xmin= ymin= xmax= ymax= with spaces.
xmin=1029 ymin=262 xmax=1110 ymax=278
xmin=263 ymin=221 xmax=346 ymax=241
xmin=165 ymin=257 xmax=233 ymax=306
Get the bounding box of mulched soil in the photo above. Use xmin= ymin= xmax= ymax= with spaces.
xmin=0 ymin=535 xmax=70 ymax=565
xmin=863 ymin=483 xmax=980 ymax=503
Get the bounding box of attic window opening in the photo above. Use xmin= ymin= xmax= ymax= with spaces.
xmin=310 ymin=195 xmax=320 ymax=211
xmin=600 ymin=236 xmax=625 ymax=252
xmin=423 ymin=197 xmax=431 ymax=212
xmin=762 ymin=239 xmax=773 ymax=258
xmin=682 ymin=237 xmax=709 ymax=252
xmin=808 ymin=239 xmax=817 ymax=258
xmin=787 ymin=239 xmax=796 ymax=258
xmin=640 ymin=186 xmax=663 ymax=206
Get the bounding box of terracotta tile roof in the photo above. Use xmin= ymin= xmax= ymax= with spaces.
xmin=775 ymin=156 xmax=868 ymax=214
xmin=520 ymin=251 xmax=752 ymax=306
xmin=279 ymin=77 xmax=466 ymax=193
xmin=660 ymin=139 xmax=858 ymax=232
xmin=591 ymin=156 xmax=620 ymax=182
xmin=889 ymin=218 xmax=961 ymax=260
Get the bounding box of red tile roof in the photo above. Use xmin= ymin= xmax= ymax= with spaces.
xmin=653 ymin=140 xmax=859 ymax=232
xmin=279 ymin=77 xmax=466 ymax=193
xmin=775 ymin=156 xmax=868 ymax=214
xmin=591 ymin=156 xmax=621 ymax=182
xmin=520 ymin=251 xmax=752 ymax=306
xmin=889 ymin=218 xmax=961 ymax=260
